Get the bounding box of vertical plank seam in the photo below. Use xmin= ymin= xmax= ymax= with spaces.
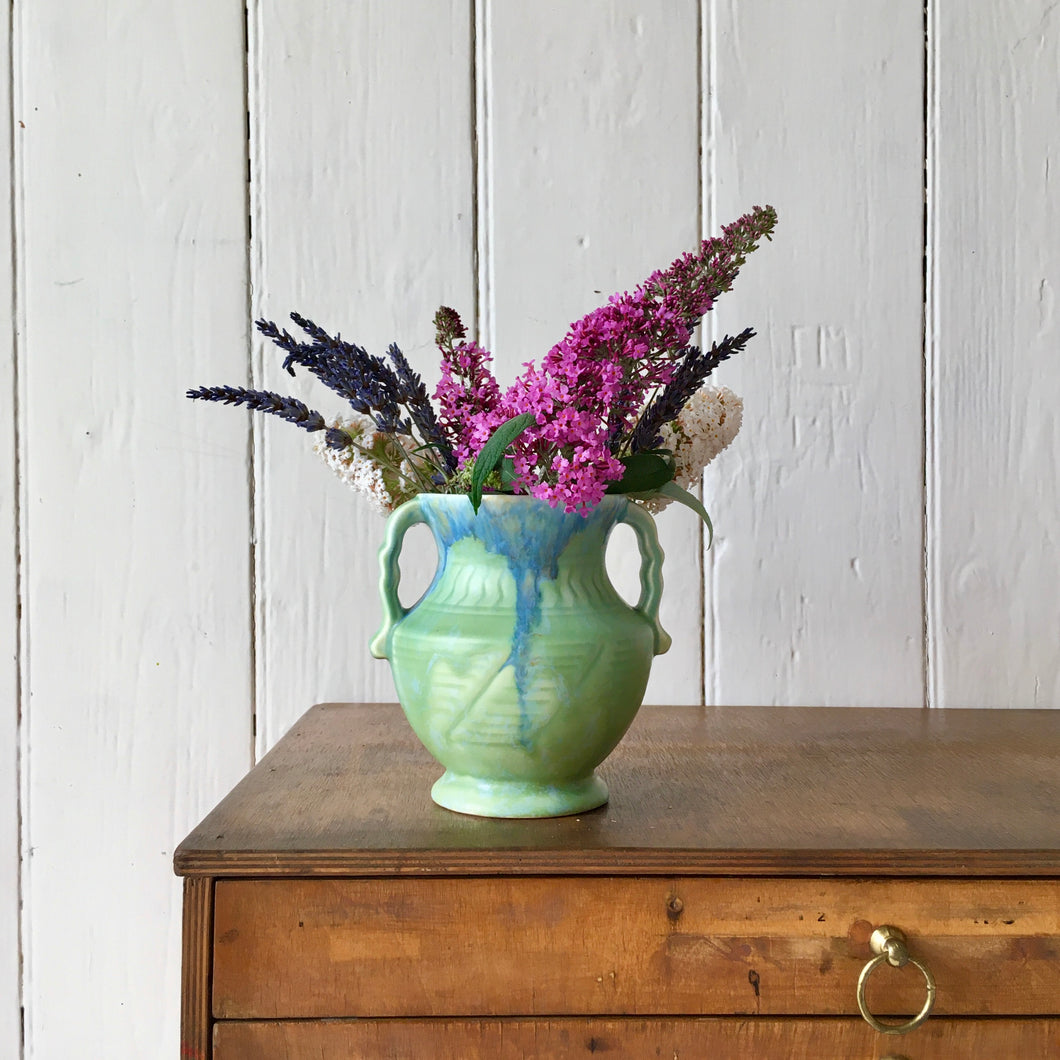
xmin=697 ymin=0 xmax=705 ymax=705
xmin=473 ymin=0 xmax=493 ymax=351
xmin=242 ymin=2 xmax=257 ymax=763
xmin=922 ymin=0 xmax=940 ymax=709
xmin=470 ymin=0 xmax=480 ymax=343
xmin=701 ymin=0 xmax=718 ymax=705
xmin=9 ymin=0 xmax=26 ymax=1051
xmin=245 ymin=0 xmax=266 ymax=756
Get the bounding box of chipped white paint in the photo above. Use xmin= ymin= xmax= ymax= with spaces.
xmin=1 ymin=1 xmax=1058 ymax=1056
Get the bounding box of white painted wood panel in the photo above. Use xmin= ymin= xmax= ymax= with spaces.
xmin=1 ymin=2 xmax=21 ymax=1052
xmin=486 ymin=0 xmax=704 ymax=703
xmin=709 ymin=0 xmax=926 ymax=705
xmin=250 ymin=1 xmax=477 ymax=752
xmin=932 ymin=2 xmax=1060 ymax=708
xmin=16 ymin=3 xmax=251 ymax=1056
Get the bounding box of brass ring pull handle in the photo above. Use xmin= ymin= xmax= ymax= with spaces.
xmin=856 ymin=925 xmax=936 ymax=1036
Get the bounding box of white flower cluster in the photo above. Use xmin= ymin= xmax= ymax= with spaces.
xmin=642 ymin=385 xmax=743 ymax=512
xmin=313 ymin=414 xmax=416 ymax=516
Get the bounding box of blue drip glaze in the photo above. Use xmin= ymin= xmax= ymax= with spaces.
xmin=421 ymin=496 xmax=613 ymax=746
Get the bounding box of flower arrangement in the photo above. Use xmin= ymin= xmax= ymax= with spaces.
xmin=188 ymin=205 xmax=776 ymax=531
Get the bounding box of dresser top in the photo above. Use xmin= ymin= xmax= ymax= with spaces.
xmin=175 ymin=703 xmax=1060 ymax=878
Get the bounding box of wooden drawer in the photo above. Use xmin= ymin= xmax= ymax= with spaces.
xmin=212 ymin=876 xmax=1060 ymax=1020
xmin=213 ymin=1017 xmax=1060 ymax=1059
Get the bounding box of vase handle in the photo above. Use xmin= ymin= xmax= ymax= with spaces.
xmin=618 ymin=503 xmax=672 ymax=656
xmin=369 ymin=496 xmax=428 ymax=660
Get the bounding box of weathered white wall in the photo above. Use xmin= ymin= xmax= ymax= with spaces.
xmin=2 ymin=1 xmax=1057 ymax=1055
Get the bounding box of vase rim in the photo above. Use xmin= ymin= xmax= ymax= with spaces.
xmin=415 ymin=492 xmax=627 ymax=511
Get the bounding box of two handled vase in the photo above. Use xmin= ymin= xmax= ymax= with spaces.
xmin=371 ymin=493 xmax=670 ymax=818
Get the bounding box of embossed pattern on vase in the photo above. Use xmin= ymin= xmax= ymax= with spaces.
xmin=392 ymin=496 xmax=653 ymax=780
xmin=373 ymin=492 xmax=668 ymax=815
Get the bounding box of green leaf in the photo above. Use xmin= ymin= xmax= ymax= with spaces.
xmin=499 ymin=456 xmax=520 ymax=488
xmin=605 ymin=452 xmax=675 ymax=495
xmin=655 ymin=480 xmax=714 ymax=547
xmin=469 ymin=412 xmax=536 ymax=512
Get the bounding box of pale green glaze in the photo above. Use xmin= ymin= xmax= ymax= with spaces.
xmin=371 ymin=494 xmax=670 ymax=818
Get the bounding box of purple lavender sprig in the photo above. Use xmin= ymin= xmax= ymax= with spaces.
xmin=249 ymin=319 xmax=317 ymax=376
xmin=185 ymin=385 xmax=353 ymax=449
xmin=627 ymin=327 xmax=755 ymax=454
xmin=255 ymin=314 xmax=410 ymax=437
xmin=386 ymin=342 xmax=457 ymax=473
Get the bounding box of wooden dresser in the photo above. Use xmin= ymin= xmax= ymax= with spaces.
xmin=175 ymin=703 xmax=1060 ymax=1058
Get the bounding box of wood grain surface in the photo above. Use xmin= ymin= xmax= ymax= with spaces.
xmin=213 ymin=1017 xmax=1060 ymax=1059
xmin=180 ymin=878 xmax=213 ymax=1060
xmin=211 ymin=875 xmax=1059 ymax=1019
xmin=175 ymin=702 xmax=1060 ymax=877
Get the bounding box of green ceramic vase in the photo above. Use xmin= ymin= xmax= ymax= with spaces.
xmin=370 ymin=493 xmax=671 ymax=818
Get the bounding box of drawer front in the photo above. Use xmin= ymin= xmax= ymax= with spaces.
xmin=214 ymin=1017 xmax=1060 ymax=1059
xmin=212 ymin=876 xmax=1059 ymax=1019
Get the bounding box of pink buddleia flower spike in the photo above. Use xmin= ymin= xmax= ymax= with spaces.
xmin=432 ymin=306 xmax=505 ymax=464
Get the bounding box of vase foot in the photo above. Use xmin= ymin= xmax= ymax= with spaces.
xmin=430 ymin=771 xmax=609 ymax=819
